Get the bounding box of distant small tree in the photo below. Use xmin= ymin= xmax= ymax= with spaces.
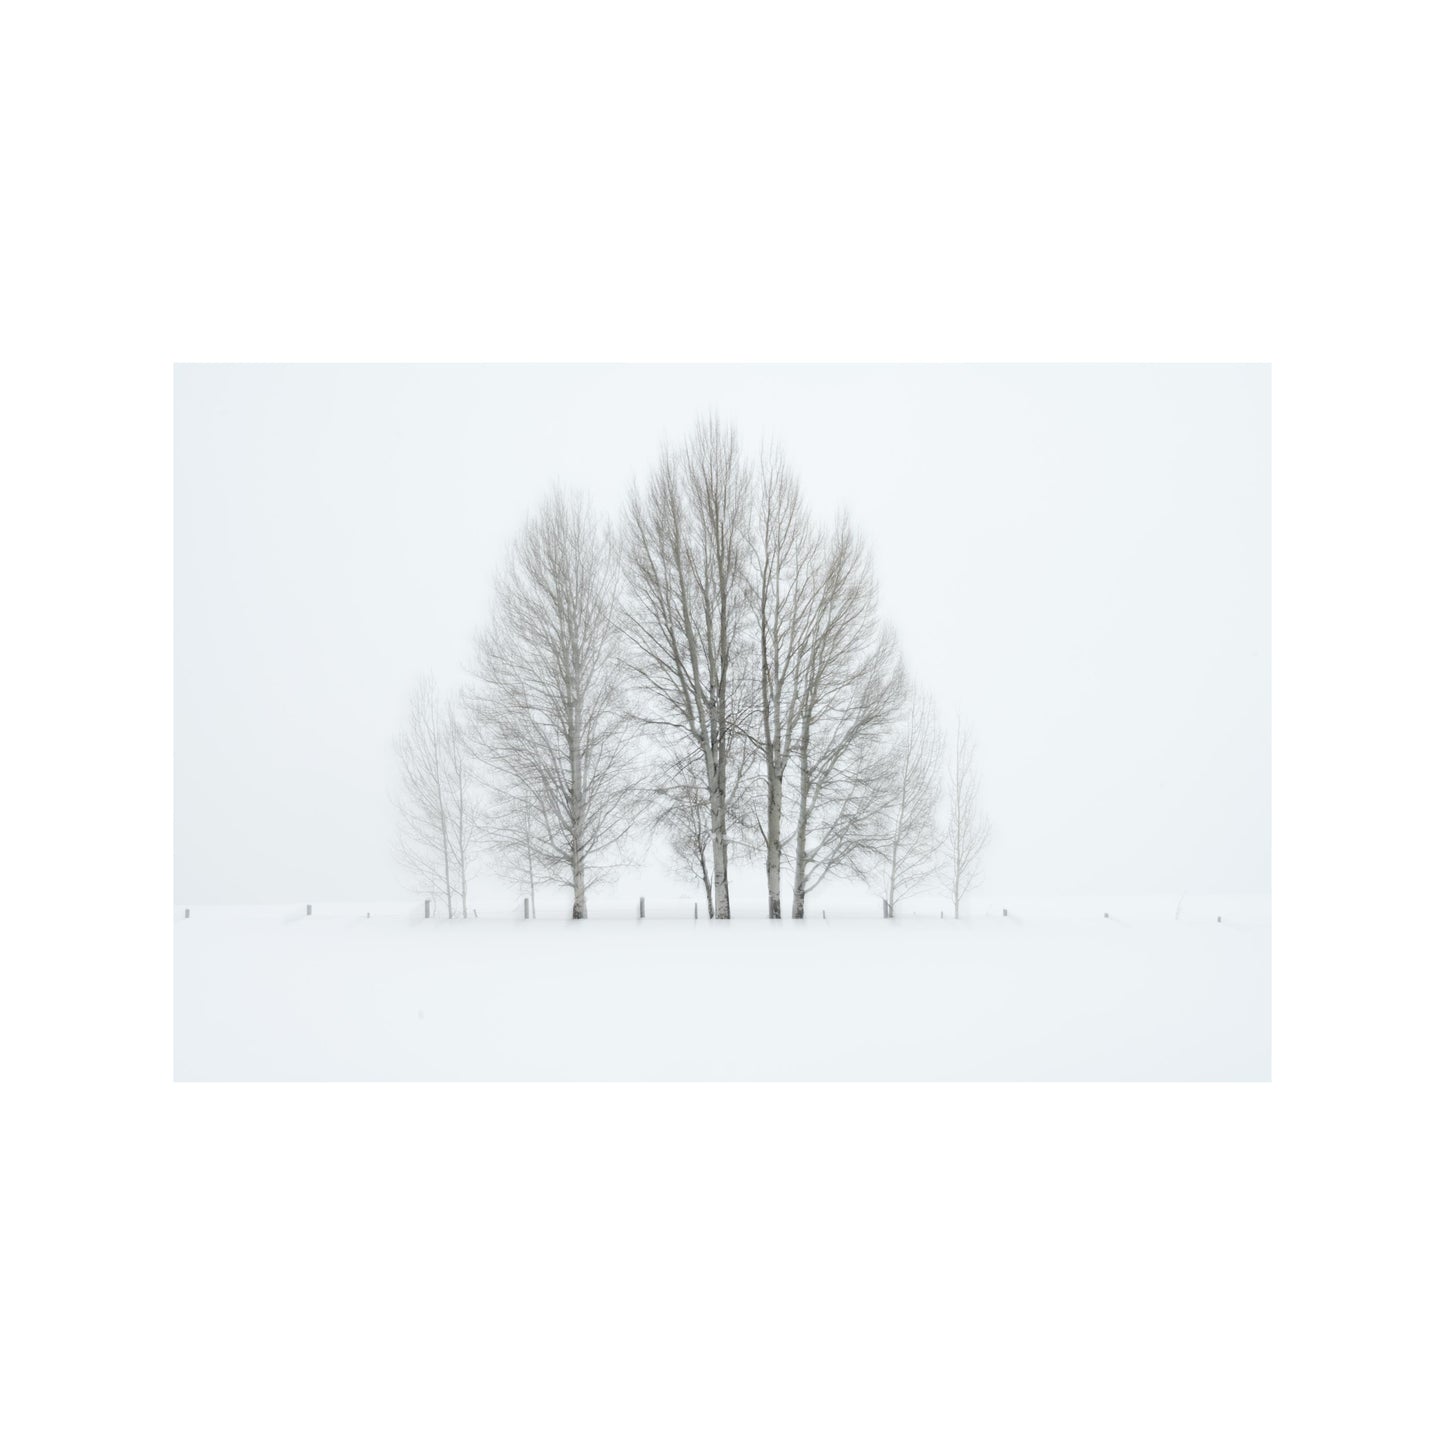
xmin=878 ymin=687 xmax=943 ymax=917
xmin=395 ymin=673 xmax=481 ymax=918
xmin=442 ymin=693 xmax=483 ymax=917
xmin=941 ymin=718 xmax=990 ymax=918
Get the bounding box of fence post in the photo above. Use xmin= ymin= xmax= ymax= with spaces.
xmin=694 ymin=901 xmax=698 ymax=920
xmin=523 ymin=897 xmax=530 ymax=920
xmin=424 ymin=898 xmax=431 ymax=920
xmin=184 ymin=908 xmax=189 ymax=919
xmin=306 ymin=903 xmax=312 ymax=916
xmin=639 ymin=896 xmax=645 ymax=920
xmin=1003 ymin=908 xmax=1008 ymax=917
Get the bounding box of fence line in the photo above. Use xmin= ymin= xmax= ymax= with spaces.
xmin=177 ymin=895 xmax=1260 ymax=925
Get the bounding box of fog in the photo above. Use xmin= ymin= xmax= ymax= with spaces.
xmin=174 ymin=364 xmax=1268 ymax=906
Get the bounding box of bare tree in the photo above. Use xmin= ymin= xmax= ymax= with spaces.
xmin=941 ymin=718 xmax=990 ymax=918
xmin=395 ymin=673 xmax=460 ymax=916
xmin=619 ymin=415 xmax=755 ymax=919
xmin=788 ymin=519 xmax=906 ymax=917
xmin=877 ymin=686 xmax=943 ymax=917
xmin=471 ymin=488 xmax=640 ymax=919
xmin=747 ymin=444 xmax=820 ymax=917
xmin=441 ymin=691 xmax=483 ymax=917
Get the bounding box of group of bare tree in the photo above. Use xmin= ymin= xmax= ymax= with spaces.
xmin=393 ymin=415 xmax=991 ymax=919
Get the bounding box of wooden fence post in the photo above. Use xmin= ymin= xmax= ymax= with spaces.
xmin=306 ymin=903 xmax=312 ymax=916
xmin=523 ymin=897 xmax=530 ymax=919
xmin=424 ymin=898 xmax=431 ymax=919
xmin=639 ymin=896 xmax=645 ymax=919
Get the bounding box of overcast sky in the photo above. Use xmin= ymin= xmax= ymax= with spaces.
xmin=174 ymin=364 xmax=1269 ymax=906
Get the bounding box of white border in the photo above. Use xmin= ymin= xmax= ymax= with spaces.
xmin=5 ymin=2 xmax=1441 ymax=1440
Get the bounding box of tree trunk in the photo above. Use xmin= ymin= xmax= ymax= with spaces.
xmin=884 ymin=810 xmax=902 ymax=922
xmin=766 ymin=766 xmax=783 ymax=919
xmin=710 ymin=783 xmax=730 ymax=919
xmin=791 ymin=810 xmax=807 ymax=919
xmin=568 ymin=684 xmax=587 ymax=920
xmin=441 ymin=806 xmax=453 ymax=918
xmin=711 ymin=828 xmax=730 ymax=917
xmin=571 ymin=829 xmax=587 ymax=918
xmin=791 ymin=753 xmax=810 ymax=918
xmin=696 ymin=836 xmax=715 ymax=919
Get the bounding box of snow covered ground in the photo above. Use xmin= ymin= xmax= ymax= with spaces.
xmin=174 ymin=896 xmax=1269 ymax=1080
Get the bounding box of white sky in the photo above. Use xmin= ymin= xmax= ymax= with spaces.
xmin=174 ymin=364 xmax=1269 ymax=906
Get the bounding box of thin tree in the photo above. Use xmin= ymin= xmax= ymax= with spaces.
xmin=878 ymin=686 xmax=943 ymax=917
xmin=394 ymin=672 xmax=457 ymax=917
xmin=748 ymin=444 xmax=820 ymax=917
xmin=788 ymin=519 xmax=906 ymax=917
xmin=441 ymin=689 xmax=484 ymax=917
xmin=941 ymin=718 xmax=990 ymax=918
xmin=619 ymin=415 xmax=755 ymax=919
xmin=471 ymin=488 xmax=640 ymax=919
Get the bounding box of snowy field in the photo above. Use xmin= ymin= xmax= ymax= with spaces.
xmin=174 ymin=896 xmax=1269 ymax=1081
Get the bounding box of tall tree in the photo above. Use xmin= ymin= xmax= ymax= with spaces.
xmin=788 ymin=519 xmax=906 ymax=917
xmin=620 ymin=415 xmax=755 ymax=919
xmin=941 ymin=718 xmax=991 ymax=918
xmin=878 ymin=686 xmax=943 ymax=917
xmin=471 ymin=488 xmax=640 ymax=919
xmin=748 ymin=444 xmax=820 ymax=917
